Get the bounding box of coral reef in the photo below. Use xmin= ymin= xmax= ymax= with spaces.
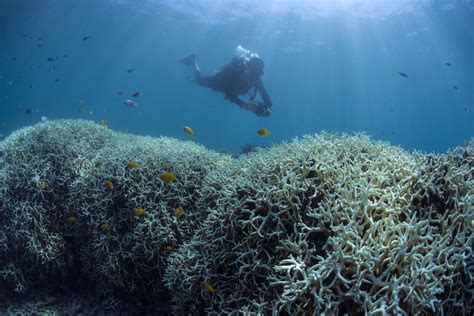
xmin=0 ymin=121 xmax=118 ymax=293
xmin=0 ymin=120 xmax=232 ymax=304
xmin=238 ymin=143 xmax=268 ymax=156
xmin=0 ymin=121 xmax=472 ymax=314
xmin=165 ymin=133 xmax=473 ymax=315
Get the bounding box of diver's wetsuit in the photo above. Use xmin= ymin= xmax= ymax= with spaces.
xmin=182 ymin=55 xmax=272 ymax=117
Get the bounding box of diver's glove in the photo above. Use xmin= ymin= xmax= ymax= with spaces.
xmin=243 ymin=101 xmax=271 ymax=117
xmin=254 ymin=101 xmax=271 ymax=117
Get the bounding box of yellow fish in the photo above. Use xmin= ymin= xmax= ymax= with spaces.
xmin=160 ymin=171 xmax=176 ymax=184
xmin=79 ymin=108 xmax=86 ymax=114
xmin=100 ymin=223 xmax=111 ymax=232
xmin=66 ymin=215 xmax=77 ymax=223
xmin=257 ymin=128 xmax=271 ymax=136
xmin=173 ymin=207 xmax=183 ymax=217
xmin=99 ymin=119 xmax=108 ymax=126
xmin=128 ymin=161 xmax=140 ymax=169
xmin=202 ymin=282 xmax=217 ymax=293
xmin=80 ymin=99 xmax=86 ymax=105
xmin=38 ymin=182 xmax=48 ymax=190
xmin=134 ymin=208 xmax=145 ymax=216
xmin=105 ymin=180 xmax=114 ymax=191
xmin=183 ymin=126 xmax=193 ymax=135
xmin=164 ymin=245 xmax=173 ymax=252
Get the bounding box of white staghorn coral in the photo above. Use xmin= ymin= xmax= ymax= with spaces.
xmin=0 ymin=122 xmax=471 ymax=314
xmin=165 ymin=132 xmax=473 ymax=315
xmin=0 ymin=120 xmax=232 ymax=301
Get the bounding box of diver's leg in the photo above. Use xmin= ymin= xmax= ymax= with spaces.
xmin=179 ymin=53 xmax=211 ymax=86
xmin=192 ymin=62 xmax=204 ymax=82
xmin=180 ymin=53 xmax=202 ymax=79
xmin=192 ymin=62 xmax=214 ymax=87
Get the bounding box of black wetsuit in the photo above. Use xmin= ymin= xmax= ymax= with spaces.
xmin=195 ymin=57 xmax=272 ymax=115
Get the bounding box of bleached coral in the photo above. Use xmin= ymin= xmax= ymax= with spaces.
xmin=0 ymin=120 xmax=232 ymax=299
xmin=165 ymin=133 xmax=473 ymax=315
xmin=65 ymin=133 xmax=233 ymax=297
xmin=0 ymin=120 xmax=118 ymax=293
xmin=0 ymin=122 xmax=471 ymax=314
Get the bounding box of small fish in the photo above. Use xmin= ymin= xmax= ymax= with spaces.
xmin=82 ymin=36 xmax=90 ymax=41
xmin=99 ymin=119 xmax=108 ymax=126
xmin=66 ymin=215 xmax=77 ymax=223
xmin=398 ymin=72 xmax=408 ymax=78
xmin=183 ymin=126 xmax=193 ymax=135
xmin=79 ymin=108 xmax=86 ymax=114
xmin=80 ymin=100 xmax=86 ymax=105
xmin=40 ymin=116 xmax=48 ymax=122
xmin=202 ymin=282 xmax=217 ymax=293
xmin=127 ymin=69 xmax=134 ymax=73
xmin=105 ymin=180 xmax=114 ymax=191
xmin=63 ymin=54 xmax=69 ymax=58
xmin=465 ymin=106 xmax=469 ymax=112
xmin=38 ymin=182 xmax=48 ymax=190
xmin=134 ymin=208 xmax=146 ymax=216
xmin=453 ymin=85 xmax=458 ymax=91
xmin=54 ymin=78 xmax=60 ymax=83
xmin=37 ymin=44 xmax=43 ymax=48
xmin=124 ymin=99 xmax=138 ymax=107
xmin=164 ymin=245 xmax=173 ymax=252
xmin=47 ymin=57 xmax=55 ymax=62
xmin=100 ymin=223 xmax=111 ymax=232
xmin=173 ymin=207 xmax=183 ymax=217
xmin=25 ymin=108 xmax=33 ymax=114
xmin=445 ymin=62 xmax=452 ymax=66
xmin=160 ymin=171 xmax=177 ymax=184
xmin=128 ymin=161 xmax=140 ymax=169
xmin=257 ymin=128 xmax=271 ymax=136
xmin=117 ymin=91 xmax=123 ymax=95
xmin=132 ymin=91 xmax=142 ymax=98
xmin=11 ymin=57 xmax=16 ymax=62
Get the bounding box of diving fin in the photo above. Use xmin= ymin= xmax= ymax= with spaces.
xmin=179 ymin=53 xmax=196 ymax=66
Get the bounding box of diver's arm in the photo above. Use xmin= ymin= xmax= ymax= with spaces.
xmin=254 ymin=77 xmax=272 ymax=108
xmin=226 ymin=93 xmax=270 ymax=117
xmin=225 ymin=94 xmax=246 ymax=108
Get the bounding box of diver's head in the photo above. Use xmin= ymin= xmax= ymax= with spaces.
xmin=247 ymin=56 xmax=264 ymax=76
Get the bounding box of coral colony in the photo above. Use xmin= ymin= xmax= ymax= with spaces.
xmin=0 ymin=120 xmax=472 ymax=314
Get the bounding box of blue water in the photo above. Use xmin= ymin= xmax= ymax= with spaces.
xmin=1 ymin=0 xmax=473 ymax=155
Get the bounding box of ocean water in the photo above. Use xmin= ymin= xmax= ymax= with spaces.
xmin=1 ymin=2 xmax=473 ymax=314
xmin=1 ymin=0 xmax=473 ymax=155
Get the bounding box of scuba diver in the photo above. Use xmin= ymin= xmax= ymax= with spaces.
xmin=179 ymin=47 xmax=272 ymax=117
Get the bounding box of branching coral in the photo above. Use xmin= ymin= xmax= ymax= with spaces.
xmin=0 ymin=122 xmax=472 ymax=314
xmin=65 ymin=133 xmax=233 ymax=297
xmin=0 ymin=120 xmax=118 ymax=293
xmin=164 ymin=133 xmax=473 ymax=315
xmin=0 ymin=120 xmax=232 ymax=301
